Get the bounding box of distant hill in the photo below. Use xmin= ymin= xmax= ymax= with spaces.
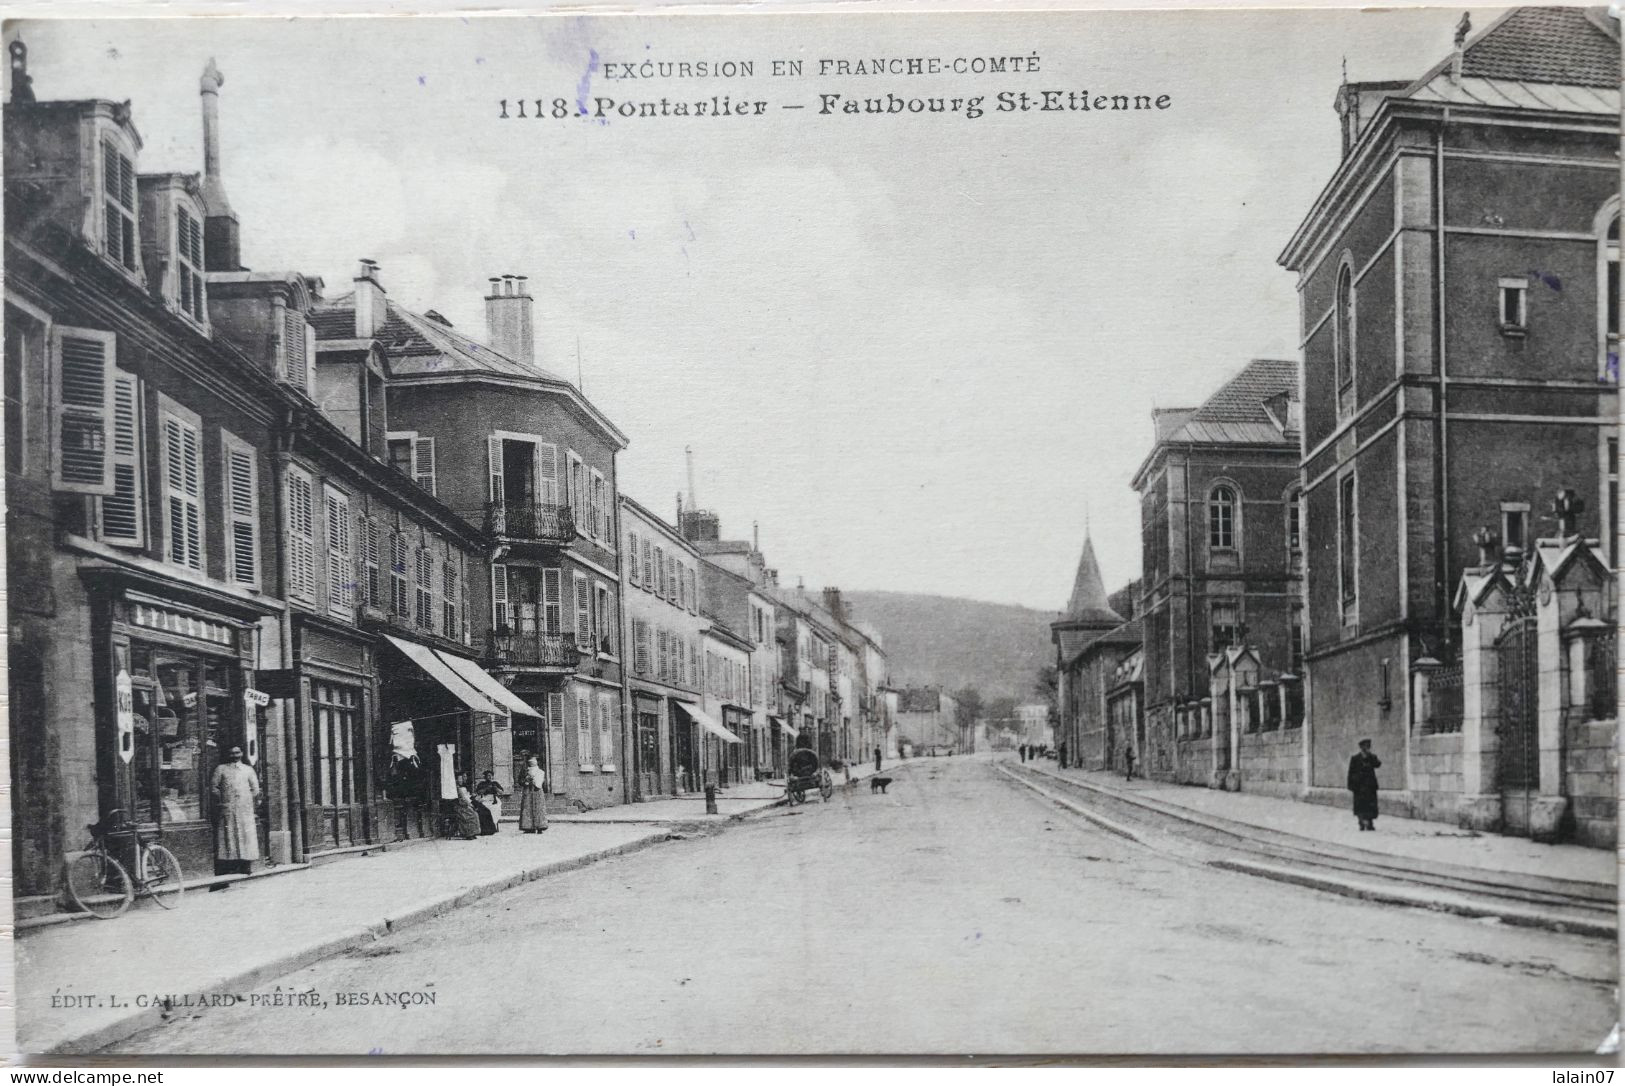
xmin=840 ymin=591 xmax=1057 ymax=703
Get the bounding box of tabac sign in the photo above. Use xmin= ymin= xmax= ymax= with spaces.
xmin=114 ymin=669 xmax=135 ymax=765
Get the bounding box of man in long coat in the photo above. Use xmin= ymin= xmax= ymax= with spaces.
xmin=1347 ymin=739 xmax=1381 ymax=831
xmin=211 ymin=745 xmax=261 ymax=874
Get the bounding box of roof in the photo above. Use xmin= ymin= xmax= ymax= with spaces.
xmin=1057 ymin=535 xmax=1122 ymax=628
xmin=1457 ymin=7 xmax=1616 ymax=87
xmin=1063 ymin=619 xmax=1143 ymax=670
xmin=1150 ymin=359 xmax=1299 ymax=448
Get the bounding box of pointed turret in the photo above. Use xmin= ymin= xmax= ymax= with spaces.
xmin=1063 ymin=535 xmax=1121 ymax=627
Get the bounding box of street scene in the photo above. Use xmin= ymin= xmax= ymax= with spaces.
xmin=4 ymin=5 xmax=1621 ymax=1060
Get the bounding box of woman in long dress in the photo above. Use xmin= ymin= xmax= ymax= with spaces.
xmin=472 ymin=770 xmax=504 ymax=835
xmin=452 ymin=776 xmax=482 ymax=840
xmin=211 ymin=745 xmax=261 ymax=875
xmin=518 ymin=754 xmax=548 ymax=833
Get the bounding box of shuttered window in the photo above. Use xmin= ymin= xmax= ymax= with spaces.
xmin=282 ymin=311 xmax=311 ymax=393
xmin=536 ymin=442 xmax=559 ymax=507
xmin=666 ymin=555 xmax=678 ymax=604
xmin=595 ymin=583 xmax=614 ymax=652
xmin=590 ymin=470 xmax=606 ymax=541
xmin=577 ymin=692 xmax=592 ymax=769
xmin=492 ymin=563 xmax=511 ymax=631
xmin=653 ymin=546 xmax=665 ymax=597
xmin=574 ymin=572 xmax=592 ymax=647
xmin=286 ymin=467 xmax=317 ymax=601
xmin=543 ymin=568 xmax=563 ymax=634
xmin=98 ymin=370 xmax=144 ymax=546
xmin=442 ymin=560 xmax=460 ymax=641
xmin=102 ymin=140 xmax=137 ymax=271
xmin=50 ymin=326 xmax=116 ymax=494
xmin=390 ymin=532 xmax=409 ymax=616
xmin=656 ymin=628 xmax=668 ymax=682
xmin=634 ymin=619 xmax=649 ymax=675
xmin=627 ymin=530 xmax=640 ymax=585
xmin=362 ymin=518 xmax=381 ymax=607
xmin=176 ymin=207 xmax=206 ymax=321
xmin=413 ymin=437 xmax=436 ymax=496
xmin=223 ymin=433 xmax=259 ymax=587
xmin=324 ymin=486 xmax=352 ymax=618
xmin=642 ymin=539 xmax=654 ymax=592
xmin=547 ymin=691 xmax=567 ymax=786
xmin=687 ymin=568 xmax=697 ymax=614
xmin=161 ymin=412 xmax=204 ymax=572
xmin=415 ymin=547 xmax=433 ymax=629
xmin=599 ymin=691 xmax=615 ymax=768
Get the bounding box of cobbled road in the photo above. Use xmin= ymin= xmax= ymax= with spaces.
xmin=115 ymin=755 xmax=1616 ymax=1056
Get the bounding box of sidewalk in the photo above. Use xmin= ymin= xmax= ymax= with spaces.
xmin=17 ymin=821 xmax=668 ymax=1054
xmin=548 ymin=758 xmax=902 ymax=823
xmin=1022 ymin=759 xmax=1612 ymax=891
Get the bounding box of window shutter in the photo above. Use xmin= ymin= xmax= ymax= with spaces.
xmin=282 ymin=311 xmax=308 ymax=393
xmin=656 ymin=628 xmax=668 ymax=682
xmin=492 ymin=563 xmax=510 ymax=630
xmin=642 ymin=539 xmax=654 ymax=592
xmin=225 ymin=440 xmax=259 ymax=586
xmin=325 ymin=488 xmax=352 ymax=617
xmin=667 ymin=556 xmax=678 ymax=603
xmin=574 ymin=573 xmax=592 ymax=647
xmin=98 ymin=371 xmax=144 ymax=545
xmin=536 ymin=443 xmax=559 ymax=507
xmin=488 ymin=435 xmax=504 ymax=504
xmin=286 ymin=469 xmax=316 ymax=600
xmin=412 ymin=438 xmax=436 ymax=496
xmin=599 ymin=692 xmax=615 ymax=766
xmin=687 ymin=569 xmax=698 ymax=614
xmin=161 ymin=414 xmax=204 ymax=571
xmin=50 ymin=327 xmax=117 ymax=494
xmin=654 ymin=547 xmax=664 ymax=596
xmin=547 ymin=691 xmax=566 ymax=785
xmin=577 ymin=694 xmax=592 ymax=768
xmin=634 ymin=620 xmax=648 ymax=674
xmin=628 ymin=531 xmax=641 ymax=585
xmin=542 ymin=568 xmax=562 ymax=634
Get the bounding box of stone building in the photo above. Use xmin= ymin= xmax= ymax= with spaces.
xmin=895 ymin=687 xmax=960 ymax=755
xmin=2 ymin=52 xmax=495 ymax=906
xmin=1278 ymin=7 xmax=1618 ymax=836
xmin=1051 ymin=534 xmax=1134 ymax=769
xmin=1130 ymin=359 xmax=1305 ymax=786
xmin=310 ymin=271 xmax=631 ymax=810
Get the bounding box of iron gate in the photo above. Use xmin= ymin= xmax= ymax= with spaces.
xmin=1496 ymin=614 xmax=1539 ymax=791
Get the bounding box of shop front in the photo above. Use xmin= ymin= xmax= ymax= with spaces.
xmin=633 ymin=691 xmax=667 ymax=799
xmin=669 ymin=700 xmax=697 ymax=793
xmin=294 ymin=619 xmax=377 ymax=855
xmin=85 ymin=570 xmax=274 ymax=883
xmin=676 ymin=700 xmax=741 ymax=789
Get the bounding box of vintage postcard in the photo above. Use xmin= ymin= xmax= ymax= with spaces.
xmin=2 ymin=4 xmax=1619 ymax=1058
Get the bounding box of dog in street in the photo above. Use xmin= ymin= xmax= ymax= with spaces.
xmin=870 ymin=776 xmax=893 ymax=794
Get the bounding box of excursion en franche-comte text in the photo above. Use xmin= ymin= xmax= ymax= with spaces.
xmin=496 ymin=52 xmax=1173 ymax=121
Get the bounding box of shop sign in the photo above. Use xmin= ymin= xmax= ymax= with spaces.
xmin=243 ymin=691 xmax=261 ymax=766
xmin=244 ymin=689 xmax=271 ymax=708
xmin=115 ymin=669 xmax=135 ymax=765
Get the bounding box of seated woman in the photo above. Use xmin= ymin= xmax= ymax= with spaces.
xmin=452 ymin=776 xmax=482 ymax=840
xmin=472 ymin=770 xmax=505 ymax=836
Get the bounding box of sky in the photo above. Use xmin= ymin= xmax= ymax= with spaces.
xmin=11 ymin=9 xmax=1481 ymax=612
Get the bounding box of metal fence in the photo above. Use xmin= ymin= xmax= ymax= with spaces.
xmin=1426 ymin=662 xmax=1464 ymax=735
xmin=1589 ymin=631 xmax=1617 ymax=721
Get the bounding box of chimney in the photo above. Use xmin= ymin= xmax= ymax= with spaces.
xmin=485 ymin=274 xmax=535 ymax=365
xmin=685 ymin=445 xmax=698 ymax=511
xmin=354 ymin=259 xmax=385 ymax=337
xmin=9 ymin=39 xmax=34 ymax=104
xmin=752 ymin=521 xmax=759 ymax=552
xmin=198 ymin=59 xmax=240 ymax=271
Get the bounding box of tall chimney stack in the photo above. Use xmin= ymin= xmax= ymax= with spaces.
xmin=198 ymin=59 xmax=241 ymax=271
xmin=485 ymin=274 xmax=535 ymax=365
xmin=354 ymin=259 xmax=385 ymax=337
xmin=685 ymin=446 xmax=698 ymax=510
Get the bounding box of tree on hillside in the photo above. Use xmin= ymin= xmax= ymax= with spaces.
xmin=1035 ymin=665 xmax=1059 ymax=727
xmin=953 ymin=686 xmax=983 ymax=733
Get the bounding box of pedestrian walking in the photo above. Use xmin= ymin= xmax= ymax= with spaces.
xmin=473 ymin=769 xmax=505 ymax=835
xmin=518 ymin=753 xmax=549 ymax=833
xmin=210 ymin=745 xmax=261 ymax=876
xmin=1123 ymin=745 xmax=1136 ymax=781
xmin=1058 ymin=741 xmax=1068 ymax=769
xmin=874 ymin=746 xmax=882 ymax=773
xmin=1019 ymin=744 xmax=1028 ymax=763
xmin=1347 ymin=739 xmax=1382 ymax=831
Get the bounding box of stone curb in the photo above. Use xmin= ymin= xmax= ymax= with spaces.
xmin=1208 ymin=859 xmax=1617 ymax=939
xmin=44 ymin=832 xmax=670 ymax=1055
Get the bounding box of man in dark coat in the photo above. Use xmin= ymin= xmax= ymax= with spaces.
xmin=1347 ymin=739 xmax=1381 ymax=830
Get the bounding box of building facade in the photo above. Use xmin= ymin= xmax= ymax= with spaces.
xmin=895 ymin=687 xmax=960 ymax=755
xmin=1279 ymin=7 xmax=1619 ymax=833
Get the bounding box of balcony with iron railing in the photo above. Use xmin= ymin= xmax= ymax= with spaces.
xmin=485 ymin=501 xmax=575 ymax=545
xmin=486 ymin=628 xmax=581 ymax=668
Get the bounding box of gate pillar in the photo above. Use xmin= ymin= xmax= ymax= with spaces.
xmin=1455 ymin=560 xmax=1513 ymax=833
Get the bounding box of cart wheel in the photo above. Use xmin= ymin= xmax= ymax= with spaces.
xmin=789 ymin=786 xmax=805 ymax=805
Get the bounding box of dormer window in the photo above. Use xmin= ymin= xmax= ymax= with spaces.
xmin=176 ymin=207 xmax=206 ymax=322
xmin=101 ymin=140 xmax=138 ymax=272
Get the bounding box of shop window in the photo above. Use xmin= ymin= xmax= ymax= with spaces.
xmin=311 ymin=681 xmax=361 ymax=809
xmin=137 ymin=652 xmax=238 ymax=826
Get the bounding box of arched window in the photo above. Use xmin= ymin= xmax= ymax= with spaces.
xmin=1334 ymin=262 xmax=1356 ymax=417
xmin=1208 ymin=485 xmax=1237 ymax=550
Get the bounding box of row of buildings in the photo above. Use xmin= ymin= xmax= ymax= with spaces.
xmin=2 ymin=42 xmax=900 ymax=910
xmin=1052 ymin=8 xmax=1619 ymax=848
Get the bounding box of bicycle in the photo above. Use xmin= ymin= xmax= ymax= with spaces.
xmin=62 ymin=809 xmax=185 ymax=918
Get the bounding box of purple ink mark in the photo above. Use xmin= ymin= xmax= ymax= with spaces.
xmin=576 ymin=49 xmax=601 ymax=116
xmin=417 ymin=75 xmax=427 ymax=86
xmin=684 ymin=219 xmax=696 ymax=242
xmin=1527 ymin=270 xmax=1562 ymax=291
xmin=629 ymin=230 xmax=637 ymax=241
xmin=475 ymin=57 xmax=485 ymax=65
xmin=1605 ymin=352 xmax=1618 ymax=384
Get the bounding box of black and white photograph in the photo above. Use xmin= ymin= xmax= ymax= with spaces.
xmin=1 ymin=3 xmax=1620 ymax=1060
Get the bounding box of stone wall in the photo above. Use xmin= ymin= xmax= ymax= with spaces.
xmin=1408 ymin=732 xmax=1464 ymax=823
xmin=1564 ymin=717 xmax=1617 ymax=848
xmin=1237 ymin=726 xmax=1303 ymax=796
